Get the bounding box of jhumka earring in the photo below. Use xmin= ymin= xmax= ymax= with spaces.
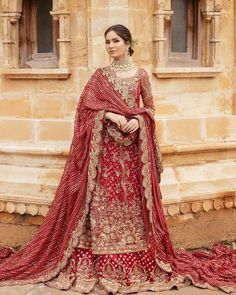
xmin=127 ymin=47 xmax=131 ymax=57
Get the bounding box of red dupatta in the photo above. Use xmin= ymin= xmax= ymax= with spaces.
xmin=1 ymin=68 xmax=236 ymax=293
xmin=0 ymin=68 xmax=174 ymax=285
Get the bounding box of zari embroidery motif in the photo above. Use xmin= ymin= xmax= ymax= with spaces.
xmin=140 ymin=70 xmax=155 ymax=114
xmin=45 ymin=248 xmax=191 ymax=294
xmin=78 ymin=128 xmax=148 ymax=254
xmin=101 ymin=66 xmax=139 ymax=107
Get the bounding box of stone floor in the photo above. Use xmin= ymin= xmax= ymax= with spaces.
xmin=0 ymin=284 xmax=226 ymax=295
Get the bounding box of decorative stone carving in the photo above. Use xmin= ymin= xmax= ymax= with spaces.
xmin=164 ymin=194 xmax=236 ymax=217
xmin=153 ymin=0 xmax=173 ymax=67
xmin=1 ymin=0 xmax=23 ymax=12
xmin=153 ymin=0 xmax=222 ymax=69
xmin=1 ymin=195 xmax=236 ymax=218
xmin=0 ymin=200 xmax=49 ymax=217
xmin=50 ymin=0 xmax=71 ymax=68
xmin=201 ymin=0 xmax=221 ymax=66
xmin=1 ymin=0 xmax=22 ymax=68
xmin=0 ymin=0 xmax=71 ymax=69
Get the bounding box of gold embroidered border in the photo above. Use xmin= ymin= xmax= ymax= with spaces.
xmin=134 ymin=114 xmax=173 ymax=273
xmin=101 ymin=66 xmax=140 ymax=106
xmin=0 ymin=110 xmax=105 ymax=287
xmin=136 ymin=115 xmax=153 ymax=223
xmin=91 ymin=244 xmax=147 ymax=255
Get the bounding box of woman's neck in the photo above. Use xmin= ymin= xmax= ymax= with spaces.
xmin=110 ymin=58 xmax=135 ymax=72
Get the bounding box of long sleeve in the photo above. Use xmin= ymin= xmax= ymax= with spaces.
xmin=140 ymin=69 xmax=163 ymax=180
xmin=140 ymin=69 xmax=155 ymax=114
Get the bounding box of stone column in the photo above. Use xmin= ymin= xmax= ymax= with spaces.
xmin=50 ymin=0 xmax=71 ymax=68
xmin=152 ymin=0 xmax=173 ymax=68
xmin=1 ymin=0 xmax=22 ymax=68
xmin=201 ymin=0 xmax=221 ymax=66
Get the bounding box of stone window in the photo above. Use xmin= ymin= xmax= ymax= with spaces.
xmin=168 ymin=0 xmax=200 ymax=67
xmin=1 ymin=0 xmax=71 ymax=79
xmin=153 ymin=0 xmax=221 ymax=78
xmin=19 ymin=0 xmax=58 ymax=68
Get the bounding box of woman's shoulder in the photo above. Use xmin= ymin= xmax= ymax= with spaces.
xmin=93 ymin=66 xmax=110 ymax=76
xmin=137 ymin=67 xmax=150 ymax=81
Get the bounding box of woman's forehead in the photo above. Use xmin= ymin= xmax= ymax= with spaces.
xmin=105 ymin=30 xmax=121 ymax=40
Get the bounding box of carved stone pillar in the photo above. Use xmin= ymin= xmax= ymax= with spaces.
xmin=50 ymin=0 xmax=71 ymax=68
xmin=201 ymin=0 xmax=221 ymax=66
xmin=153 ymin=0 xmax=173 ymax=68
xmin=1 ymin=0 xmax=22 ymax=68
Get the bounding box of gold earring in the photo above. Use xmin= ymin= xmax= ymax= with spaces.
xmin=127 ymin=47 xmax=131 ymax=57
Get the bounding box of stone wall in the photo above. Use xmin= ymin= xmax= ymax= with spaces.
xmin=0 ymin=0 xmax=236 ymax=249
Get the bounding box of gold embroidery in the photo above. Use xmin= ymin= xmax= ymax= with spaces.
xmin=0 ymin=111 xmax=105 ymax=287
xmin=106 ymin=122 xmax=137 ymax=146
xmin=134 ymin=114 xmax=171 ymax=273
xmin=140 ymin=69 xmax=155 ymax=114
xmin=153 ymin=134 xmax=164 ymax=175
xmin=101 ymin=66 xmax=139 ymax=107
xmin=89 ymin=184 xmax=147 ymax=254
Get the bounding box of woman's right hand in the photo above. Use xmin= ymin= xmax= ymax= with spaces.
xmin=105 ymin=112 xmax=128 ymax=130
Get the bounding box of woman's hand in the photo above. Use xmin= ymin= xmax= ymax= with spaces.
xmin=122 ymin=118 xmax=139 ymax=134
xmin=105 ymin=112 xmax=128 ymax=130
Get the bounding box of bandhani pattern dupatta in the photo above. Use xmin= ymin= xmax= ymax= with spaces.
xmin=1 ymin=68 xmax=236 ymax=293
xmin=0 ymin=68 xmax=173 ymax=285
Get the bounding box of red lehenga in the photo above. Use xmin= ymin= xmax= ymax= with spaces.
xmin=1 ymin=66 xmax=236 ymax=294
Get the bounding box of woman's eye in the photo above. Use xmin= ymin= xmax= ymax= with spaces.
xmin=114 ymin=40 xmax=119 ymax=43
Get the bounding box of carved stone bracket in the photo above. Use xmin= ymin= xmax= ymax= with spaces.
xmin=0 ymin=193 xmax=235 ymax=218
xmin=164 ymin=193 xmax=236 ymax=217
xmin=0 ymin=199 xmax=49 ymax=217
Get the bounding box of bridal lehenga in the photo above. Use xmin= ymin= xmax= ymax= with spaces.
xmin=1 ymin=66 xmax=236 ymax=294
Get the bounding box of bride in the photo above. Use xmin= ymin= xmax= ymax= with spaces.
xmin=0 ymin=24 xmax=236 ymax=294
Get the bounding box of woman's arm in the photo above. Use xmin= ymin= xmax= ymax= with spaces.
xmin=140 ymin=69 xmax=155 ymax=115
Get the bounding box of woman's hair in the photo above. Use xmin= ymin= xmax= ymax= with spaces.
xmin=104 ymin=24 xmax=134 ymax=56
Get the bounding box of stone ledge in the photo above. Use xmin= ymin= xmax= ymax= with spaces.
xmin=161 ymin=141 xmax=236 ymax=154
xmin=0 ymin=143 xmax=69 ymax=156
xmin=152 ymin=66 xmax=222 ymax=78
xmin=1 ymin=68 xmax=72 ymax=79
xmin=1 ymin=141 xmax=236 ymax=156
xmin=0 ymin=192 xmax=235 ymax=218
xmin=163 ymin=192 xmax=236 ymax=216
xmin=0 ymin=194 xmax=50 ymax=217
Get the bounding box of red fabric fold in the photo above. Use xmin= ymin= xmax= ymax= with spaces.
xmin=0 ymin=68 xmax=236 ymax=293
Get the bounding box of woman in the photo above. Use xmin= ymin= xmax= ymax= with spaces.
xmin=1 ymin=24 xmax=236 ymax=294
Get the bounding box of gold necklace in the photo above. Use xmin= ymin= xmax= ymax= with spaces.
xmin=110 ymin=59 xmax=135 ymax=72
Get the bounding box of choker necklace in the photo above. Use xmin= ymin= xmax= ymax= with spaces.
xmin=110 ymin=59 xmax=135 ymax=72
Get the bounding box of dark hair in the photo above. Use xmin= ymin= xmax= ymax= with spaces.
xmin=104 ymin=24 xmax=134 ymax=56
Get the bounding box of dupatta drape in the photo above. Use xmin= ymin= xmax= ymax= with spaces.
xmin=0 ymin=68 xmax=173 ymax=285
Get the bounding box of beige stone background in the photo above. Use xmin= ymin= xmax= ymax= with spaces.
xmin=0 ymin=0 xmax=235 ymax=250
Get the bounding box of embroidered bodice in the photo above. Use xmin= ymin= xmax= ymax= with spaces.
xmin=101 ymin=65 xmax=155 ymax=112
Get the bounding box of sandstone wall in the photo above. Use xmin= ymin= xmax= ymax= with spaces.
xmin=0 ymin=0 xmax=235 ymax=249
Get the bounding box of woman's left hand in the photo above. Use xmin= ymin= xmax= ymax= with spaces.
xmin=122 ymin=118 xmax=139 ymax=133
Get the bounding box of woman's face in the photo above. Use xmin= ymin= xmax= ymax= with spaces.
xmin=105 ymin=30 xmax=129 ymax=61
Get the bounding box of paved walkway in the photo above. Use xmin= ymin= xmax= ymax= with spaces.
xmin=0 ymin=284 xmax=226 ymax=295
